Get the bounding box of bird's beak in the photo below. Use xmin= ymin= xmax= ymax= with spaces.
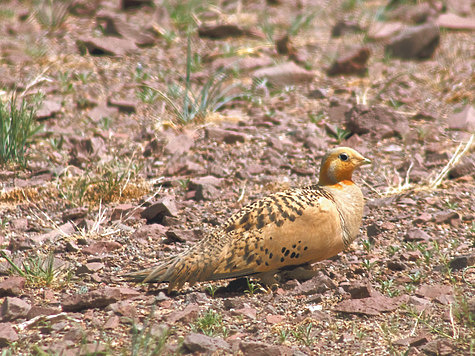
xmin=358 ymin=157 xmax=371 ymax=166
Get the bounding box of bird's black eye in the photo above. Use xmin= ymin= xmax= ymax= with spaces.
xmin=339 ymin=153 xmax=349 ymax=161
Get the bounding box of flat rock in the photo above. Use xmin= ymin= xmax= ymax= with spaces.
xmin=394 ymin=333 xmax=430 ymax=347
xmin=97 ymin=11 xmax=156 ymax=46
xmin=421 ymin=339 xmax=455 ymax=356
xmin=164 ymin=131 xmax=195 ymax=156
xmin=327 ymin=46 xmax=370 ymax=76
xmin=368 ymin=21 xmax=405 ymax=41
xmin=188 ymin=176 xmax=223 ymax=201
xmin=141 ymin=195 xmax=178 ymax=223
xmin=253 ymin=62 xmax=315 ymax=86
xmin=1 ymin=297 xmax=31 ymax=321
xmin=0 ymin=277 xmax=26 ymax=297
xmin=166 ymin=303 xmax=199 ymax=324
xmin=436 ymin=13 xmax=475 ymax=31
xmin=447 ymin=105 xmax=475 ymax=132
xmin=449 ymin=155 xmax=475 ymax=179
xmin=239 ymin=341 xmax=293 ymax=356
xmin=183 ymin=333 xmax=231 ymax=353
xmin=77 ymin=36 xmax=138 ymax=56
xmin=107 ymin=98 xmax=138 ymax=113
xmin=76 ymin=262 xmax=105 ymax=275
xmin=334 ymin=294 xmax=405 ymax=316
xmin=449 ymin=254 xmax=475 ymax=270
xmin=404 ymin=228 xmax=432 ymax=242
xmin=62 ymin=207 xmax=88 ymax=222
xmin=290 ymin=273 xmax=337 ymax=295
xmin=134 ymin=223 xmax=168 ymax=242
xmin=331 ymin=20 xmax=362 ymax=37
xmin=385 ymin=23 xmax=440 ymax=59
xmin=205 ymin=127 xmax=247 ymax=144
xmin=36 ymin=99 xmax=62 ymax=120
xmin=416 ymin=284 xmax=453 ymax=300
xmin=0 ymin=323 xmax=18 ymax=347
xmin=198 ymin=24 xmax=264 ymax=39
xmin=345 ymin=105 xmax=409 ymax=139
xmin=62 ymin=288 xmax=123 ymax=312
xmin=26 ymin=305 xmax=61 ymax=320
xmin=165 ymin=229 xmax=198 ymax=243
xmin=82 ymin=241 xmax=122 ymax=255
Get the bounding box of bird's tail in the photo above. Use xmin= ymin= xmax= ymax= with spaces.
xmin=123 ymin=238 xmax=222 ymax=292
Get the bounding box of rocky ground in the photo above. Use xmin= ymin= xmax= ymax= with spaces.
xmin=0 ymin=0 xmax=474 ymax=355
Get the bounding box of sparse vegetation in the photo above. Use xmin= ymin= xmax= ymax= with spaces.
xmin=192 ymin=309 xmax=228 ymax=337
xmin=0 ymin=251 xmax=69 ymax=287
xmin=0 ymin=95 xmax=42 ymax=167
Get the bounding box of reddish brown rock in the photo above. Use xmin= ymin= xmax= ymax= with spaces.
xmin=416 ymin=284 xmax=453 ymax=300
xmin=166 ymin=303 xmax=199 ymax=324
xmin=205 ymin=127 xmax=247 ymax=144
xmin=447 ymin=105 xmax=475 ymax=132
xmin=183 ymin=333 xmax=231 ymax=353
xmin=104 ymin=315 xmax=120 ymax=329
xmin=188 ymin=176 xmax=223 ymax=201
xmin=198 ymin=24 xmax=264 ymax=39
xmin=0 ymin=323 xmax=18 ymax=347
xmin=62 ymin=288 xmax=123 ymax=312
xmin=77 ymin=36 xmax=138 ymax=56
xmin=232 ymin=307 xmax=257 ymax=320
xmin=253 ymin=62 xmax=315 ymax=86
xmin=141 ymin=196 xmax=178 ymax=223
xmin=345 ymin=105 xmax=410 ymax=139
xmin=266 ymin=314 xmax=285 ymax=324
xmin=334 ymin=294 xmax=405 ymax=316
xmin=327 ymin=46 xmax=370 ymax=76
xmin=421 ymin=339 xmax=455 ymax=356
xmin=436 ymin=13 xmax=475 ymax=31
xmin=404 ymin=228 xmax=432 ymax=242
xmin=239 ymin=341 xmax=293 ymax=356
xmin=134 ymin=224 xmax=168 ymax=242
xmin=0 ymin=277 xmax=26 ymax=297
xmin=1 ymin=297 xmax=31 ymax=321
xmin=385 ymin=23 xmax=440 ymax=59
xmin=394 ymin=333 xmax=430 ymax=347
xmin=26 ymin=306 xmax=61 ymax=320
xmin=82 ymin=241 xmax=122 ymax=255
xmin=36 ymin=99 xmax=62 ymax=120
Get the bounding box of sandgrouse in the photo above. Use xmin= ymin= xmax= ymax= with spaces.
xmin=126 ymin=147 xmax=370 ymax=292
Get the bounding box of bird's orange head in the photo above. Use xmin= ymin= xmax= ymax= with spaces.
xmin=318 ymin=147 xmax=371 ymax=186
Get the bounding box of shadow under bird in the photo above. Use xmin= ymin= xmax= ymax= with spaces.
xmin=125 ymin=147 xmax=371 ymax=292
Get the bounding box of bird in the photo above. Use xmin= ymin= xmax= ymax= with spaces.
xmin=125 ymin=147 xmax=370 ymax=292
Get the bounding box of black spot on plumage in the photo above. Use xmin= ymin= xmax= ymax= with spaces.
xmin=244 ymin=223 xmax=252 ymax=231
xmin=280 ymin=257 xmax=285 ymax=262
xmin=256 ymin=259 xmax=262 ymax=266
xmin=276 ymin=220 xmax=284 ymax=227
xmin=256 ymin=214 xmax=266 ymax=229
xmin=290 ymin=252 xmax=296 ymax=258
xmin=269 ymin=253 xmax=273 ymax=259
xmin=247 ymin=254 xmax=255 ymax=263
xmin=284 ymin=250 xmax=290 ymax=256
xmin=240 ymin=213 xmax=250 ymax=225
xmin=265 ymin=262 xmax=269 ymax=266
xmin=304 ymin=246 xmax=308 ymax=250
xmin=289 ymin=214 xmax=296 ymax=222
xmin=295 ymin=253 xmax=300 ymax=258
xmin=292 ymin=244 xmax=296 ymax=248
xmin=281 ymin=247 xmax=286 ymax=253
